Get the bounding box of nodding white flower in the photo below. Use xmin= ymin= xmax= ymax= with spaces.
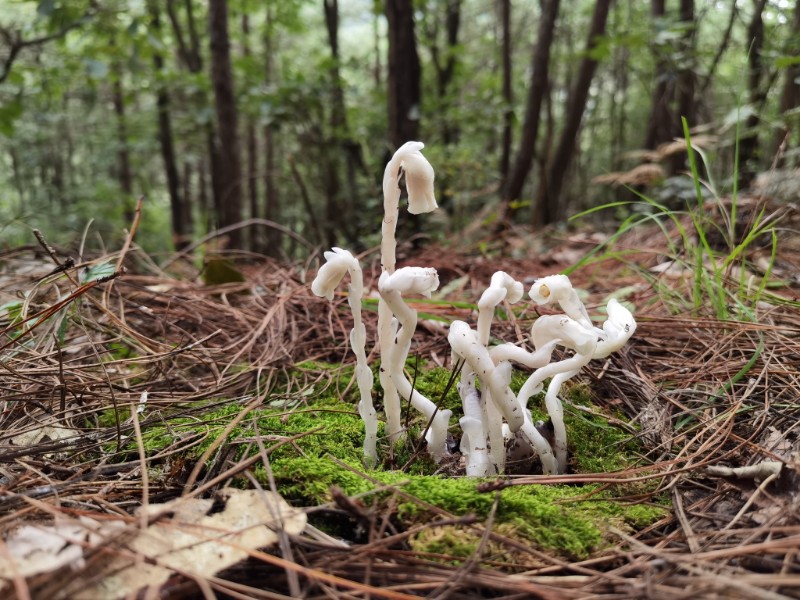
xmin=379 ymin=266 xmax=439 ymax=298
xmin=479 ymin=272 xmax=524 ymax=312
xmin=396 ymin=142 xmax=437 ymax=215
xmin=311 ymin=247 xmax=356 ymax=301
xmin=594 ymin=299 xmax=637 ymax=358
xmin=529 ymin=275 xmax=592 ymax=330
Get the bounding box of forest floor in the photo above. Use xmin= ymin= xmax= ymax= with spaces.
xmin=0 ymin=195 xmax=799 ymax=599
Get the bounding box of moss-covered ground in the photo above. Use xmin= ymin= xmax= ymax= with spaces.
xmin=102 ymin=361 xmax=665 ymax=561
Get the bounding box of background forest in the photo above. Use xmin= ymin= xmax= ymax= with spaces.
xmin=0 ymin=0 xmax=798 ymax=257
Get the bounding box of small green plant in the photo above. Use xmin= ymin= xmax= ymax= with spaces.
xmin=568 ymin=119 xmax=785 ymax=321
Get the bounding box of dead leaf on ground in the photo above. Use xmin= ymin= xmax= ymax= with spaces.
xmin=0 ymin=489 xmax=306 ymax=600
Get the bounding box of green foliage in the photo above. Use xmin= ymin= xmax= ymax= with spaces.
xmin=1 ymin=0 xmax=798 ymax=253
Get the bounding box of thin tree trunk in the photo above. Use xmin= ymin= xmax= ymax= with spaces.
xmin=373 ymin=3 xmax=383 ymax=89
xmin=772 ymin=0 xmax=800 ymax=163
xmin=669 ymin=0 xmax=696 ymax=174
xmin=537 ymin=0 xmax=613 ymax=224
xmin=499 ymin=0 xmax=512 ymax=183
xmin=199 ymin=156 xmax=209 ymax=224
xmin=9 ymin=148 xmax=25 ymax=210
xmin=502 ymin=0 xmax=560 ymax=221
xmin=322 ymin=0 xmax=347 ymax=247
xmin=700 ymin=0 xmax=737 ymax=94
xmin=241 ymin=14 xmax=260 ymax=252
xmin=644 ymin=0 xmax=670 ymax=152
xmin=112 ymin=68 xmax=134 ymax=224
xmin=429 ymin=0 xmax=462 ymax=145
xmin=149 ymin=1 xmax=189 ymax=250
xmin=386 ymin=0 xmax=422 ymax=149
xmin=609 ymin=0 xmax=630 ymax=171
xmin=167 ymin=0 xmax=222 ymax=233
xmin=263 ymin=6 xmax=280 ymax=256
xmin=208 ymin=0 xmax=243 ymax=249
xmin=182 ymin=161 xmax=194 ymax=235
xmin=739 ymin=0 xmax=770 ymax=188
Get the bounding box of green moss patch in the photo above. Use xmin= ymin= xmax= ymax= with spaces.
xmin=99 ymin=361 xmax=664 ymax=561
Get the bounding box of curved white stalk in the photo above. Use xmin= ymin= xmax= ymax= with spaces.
xmin=518 ymin=418 xmax=559 ymax=474
xmin=594 ymin=299 xmax=637 ymax=358
xmin=448 ymin=321 xmax=525 ymax=432
xmin=529 ymin=275 xmax=594 ymax=331
xmin=379 ymin=267 xmax=451 ymax=461
xmin=456 ymin=352 xmax=494 ymax=475
xmin=311 ymin=248 xmax=378 ymax=466
xmin=518 ymin=315 xmax=598 ymax=407
xmin=379 ymin=142 xmax=437 ymax=443
xmin=484 ymin=342 xmax=562 ymax=474
xmin=459 ymin=414 xmax=491 ymax=476
xmin=543 ymin=369 xmax=578 ymax=473
xmin=468 ymin=271 xmax=524 ymax=473
xmin=514 ymin=315 xmax=597 ymax=475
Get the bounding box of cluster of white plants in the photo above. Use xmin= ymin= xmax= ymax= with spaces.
xmin=311 ymin=142 xmax=636 ymax=475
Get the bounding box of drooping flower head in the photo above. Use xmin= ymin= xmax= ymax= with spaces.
xmin=400 ymin=145 xmax=437 ymax=215
xmin=529 ymin=274 xmax=592 ymax=330
xmin=379 ymin=266 xmax=440 ymax=298
xmin=594 ymin=299 xmax=637 ymax=358
xmin=311 ymin=247 xmax=357 ymax=301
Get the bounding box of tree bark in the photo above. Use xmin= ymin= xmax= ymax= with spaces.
xmin=498 ymin=0 xmax=513 ymax=182
xmin=670 ymin=0 xmax=696 ymax=174
xmin=111 ymin=65 xmax=134 ymax=224
xmin=208 ymin=0 xmax=243 ymax=249
xmin=537 ymin=0 xmax=613 ymax=224
xmin=772 ymin=0 xmax=800 ymax=163
xmin=644 ymin=0 xmax=670 ymax=152
xmin=167 ymin=0 xmax=224 ymax=233
xmin=428 ymin=0 xmax=462 ymax=145
xmin=241 ymin=14 xmax=260 ymax=252
xmin=609 ymin=0 xmax=631 ymax=171
xmin=263 ymin=6 xmax=280 ymax=256
xmin=502 ymin=0 xmax=560 ymax=220
xmin=739 ymin=0 xmax=770 ymax=188
xmin=386 ymin=0 xmax=422 ymax=149
xmin=322 ymin=0 xmax=346 ymax=247
xmin=149 ymin=1 xmax=189 ymax=250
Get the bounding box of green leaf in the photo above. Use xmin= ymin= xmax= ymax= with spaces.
xmin=0 ymin=99 xmax=24 ymax=137
xmin=0 ymin=301 xmax=23 ymax=321
xmin=82 ymin=262 xmax=116 ymax=283
xmin=775 ymin=55 xmax=800 ymax=69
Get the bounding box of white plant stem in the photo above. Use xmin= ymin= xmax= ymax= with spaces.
xmin=451 ymin=321 xmax=560 ymax=476
xmin=346 ymin=269 xmax=378 ymax=467
xmin=379 ymin=268 xmax=450 ymax=461
xmin=454 ymin=272 xmax=524 ymax=475
xmin=310 ymin=248 xmax=378 ymax=466
xmin=378 ymin=142 xmax=437 ymax=444
xmin=449 ymin=321 xmax=525 ymax=432
xmin=378 ymin=146 xmax=406 ymax=443
xmin=543 ymin=369 xmax=578 ymax=474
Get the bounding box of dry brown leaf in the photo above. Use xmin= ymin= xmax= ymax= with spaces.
xmin=76 ymin=489 xmax=306 ymax=599
xmin=0 ymin=489 xmax=305 ymax=600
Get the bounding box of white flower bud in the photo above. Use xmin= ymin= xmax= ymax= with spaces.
xmin=379 ymin=266 xmax=439 ymax=298
xmin=402 ymin=149 xmax=437 ymax=214
xmin=311 ymin=247 xmax=356 ymax=301
xmin=529 ymin=274 xmax=592 ymax=329
xmin=594 ymin=299 xmax=637 ymax=358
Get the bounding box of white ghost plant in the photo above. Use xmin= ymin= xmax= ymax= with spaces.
xmin=311 ymin=248 xmax=378 ymax=466
xmin=312 ymin=142 xmax=637 ymax=475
